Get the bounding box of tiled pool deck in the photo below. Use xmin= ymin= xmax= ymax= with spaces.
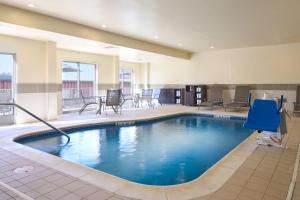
xmin=0 ymin=105 xmax=299 ymax=200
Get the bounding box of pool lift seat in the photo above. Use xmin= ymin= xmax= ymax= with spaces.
xmin=243 ymin=94 xmax=285 ymax=147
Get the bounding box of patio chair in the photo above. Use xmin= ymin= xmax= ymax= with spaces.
xmin=79 ymin=90 xmax=98 ymax=114
xmin=121 ymin=93 xmax=135 ymax=107
xmin=225 ymin=86 xmax=250 ymax=111
xmin=140 ymin=89 xmax=154 ymax=108
xmin=198 ymin=86 xmax=223 ymax=110
xmin=104 ymin=89 xmax=122 ymax=114
xmin=293 ymin=86 xmax=300 ymax=116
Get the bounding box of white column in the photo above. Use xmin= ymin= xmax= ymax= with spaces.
xmin=45 ymin=41 xmax=58 ymax=120
xmin=112 ymin=56 xmax=120 ymax=88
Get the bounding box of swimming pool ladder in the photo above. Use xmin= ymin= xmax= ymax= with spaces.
xmin=0 ymin=103 xmax=70 ymax=144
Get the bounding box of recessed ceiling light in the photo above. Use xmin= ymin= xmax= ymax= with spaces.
xmin=101 ymin=24 xmax=107 ymax=28
xmin=154 ymin=35 xmax=159 ymax=39
xmin=27 ymin=4 xmax=36 ymax=8
xmin=210 ymin=46 xmax=215 ymax=49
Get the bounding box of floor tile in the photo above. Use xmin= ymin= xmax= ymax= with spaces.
xmin=85 ymin=189 xmax=113 ymax=200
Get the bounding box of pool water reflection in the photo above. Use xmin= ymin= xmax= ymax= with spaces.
xmin=17 ymin=115 xmax=253 ymax=185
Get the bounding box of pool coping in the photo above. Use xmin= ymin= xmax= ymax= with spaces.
xmin=0 ymin=109 xmax=258 ymax=200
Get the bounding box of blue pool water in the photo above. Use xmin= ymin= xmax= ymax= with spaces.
xmin=16 ymin=114 xmax=253 ymax=186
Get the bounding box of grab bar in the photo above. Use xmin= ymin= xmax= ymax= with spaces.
xmin=248 ymin=93 xmax=252 ymax=110
xmin=0 ymin=103 xmax=70 ymax=144
xmin=277 ymin=95 xmax=284 ymax=113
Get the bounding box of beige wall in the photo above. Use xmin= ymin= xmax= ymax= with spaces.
xmin=0 ymin=34 xmax=50 ymax=123
xmin=0 ymin=34 xmax=47 ymax=84
xmin=0 ymin=34 xmax=148 ymax=122
xmin=196 ymin=43 xmax=300 ymax=84
xmin=2 ymin=33 xmax=300 ymax=123
xmin=149 ymin=57 xmax=195 ymax=85
xmin=149 ymin=43 xmax=300 ymax=85
xmin=149 ymin=43 xmax=300 ymax=110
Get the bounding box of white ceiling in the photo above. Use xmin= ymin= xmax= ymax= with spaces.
xmin=1 ymin=0 xmax=300 ymax=52
xmin=0 ymin=22 xmax=168 ymax=62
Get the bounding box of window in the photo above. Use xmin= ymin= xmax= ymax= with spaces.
xmin=0 ymin=53 xmax=15 ymax=125
xmin=119 ymin=68 xmax=133 ymax=94
xmin=62 ymin=61 xmax=96 ymax=111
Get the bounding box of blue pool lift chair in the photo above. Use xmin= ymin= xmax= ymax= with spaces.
xmin=244 ymin=94 xmax=283 ymax=133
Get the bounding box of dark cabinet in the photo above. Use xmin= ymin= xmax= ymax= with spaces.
xmin=184 ymin=85 xmax=206 ymax=106
xmin=159 ymin=88 xmax=184 ymax=104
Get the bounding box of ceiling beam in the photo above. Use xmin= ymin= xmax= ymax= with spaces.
xmin=0 ymin=3 xmax=192 ymax=59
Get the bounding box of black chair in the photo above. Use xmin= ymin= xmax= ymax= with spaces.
xmin=104 ymin=89 xmax=122 ymax=114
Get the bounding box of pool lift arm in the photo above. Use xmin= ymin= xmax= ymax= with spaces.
xmin=0 ymin=102 xmax=70 ymax=144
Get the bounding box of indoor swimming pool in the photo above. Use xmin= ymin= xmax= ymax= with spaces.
xmin=16 ymin=114 xmax=253 ymax=186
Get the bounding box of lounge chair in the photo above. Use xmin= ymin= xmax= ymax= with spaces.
xmin=121 ymin=93 xmax=134 ymax=107
xmin=293 ymin=86 xmax=300 ymax=116
xmin=104 ymin=89 xmax=122 ymax=114
xmin=79 ymin=90 xmax=98 ymax=114
xmin=225 ymin=86 xmax=250 ymax=111
xmin=140 ymin=89 xmax=154 ymax=108
xmin=198 ymin=86 xmax=223 ymax=110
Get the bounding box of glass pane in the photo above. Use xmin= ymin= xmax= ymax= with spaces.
xmin=62 ymin=62 xmax=79 ymax=110
xmin=122 ymin=69 xmax=132 ymax=80
xmin=79 ymin=63 xmax=95 ymax=98
xmin=120 ymin=68 xmax=132 ymax=95
xmin=0 ymin=53 xmax=14 ymax=125
xmin=0 ymin=54 xmax=13 ymax=102
xmin=62 ymin=62 xmax=96 ymax=111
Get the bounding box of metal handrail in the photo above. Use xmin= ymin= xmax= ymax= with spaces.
xmin=0 ymin=103 xmax=70 ymax=144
